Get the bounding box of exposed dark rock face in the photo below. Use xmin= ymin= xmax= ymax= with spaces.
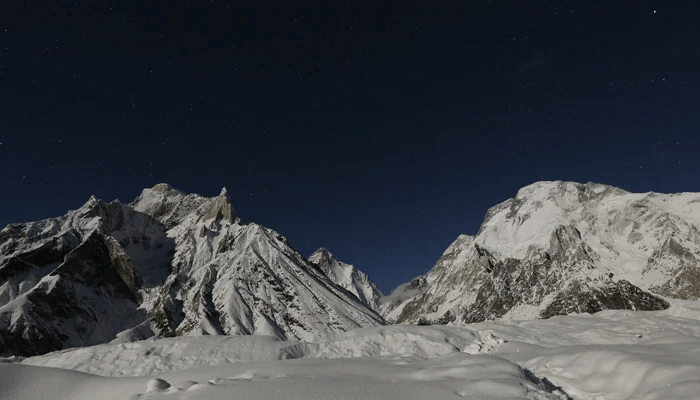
xmin=540 ymin=280 xmax=669 ymax=318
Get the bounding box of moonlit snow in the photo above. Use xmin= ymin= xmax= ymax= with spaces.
xmin=2 ymin=300 xmax=699 ymax=399
xmin=2 ymin=181 xmax=700 ymax=399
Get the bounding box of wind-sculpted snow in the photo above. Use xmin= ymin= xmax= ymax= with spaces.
xmin=2 ymin=355 xmax=568 ymax=400
xmin=384 ymin=181 xmax=700 ymax=324
xmin=14 ymin=325 xmax=568 ymax=399
xmin=8 ymin=302 xmax=700 ymax=399
xmin=20 ymin=325 xmax=482 ymax=376
xmin=20 ymin=335 xmax=313 ymax=377
xmin=314 ymin=325 xmax=478 ymax=359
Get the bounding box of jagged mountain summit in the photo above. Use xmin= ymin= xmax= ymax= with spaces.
xmin=383 ymin=181 xmax=700 ymax=324
xmin=0 ymin=184 xmax=384 ymax=356
xmin=308 ymin=248 xmax=383 ymax=310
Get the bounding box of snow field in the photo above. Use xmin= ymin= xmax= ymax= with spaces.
xmin=4 ymin=356 xmax=566 ymax=400
xmin=3 ymin=299 xmax=700 ymax=399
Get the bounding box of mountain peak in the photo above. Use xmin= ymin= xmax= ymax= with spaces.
xmin=514 ymin=181 xmax=629 ymax=201
xmin=307 ymin=248 xmax=383 ymax=309
xmin=131 ymin=184 xmax=229 ymax=228
xmin=78 ymin=194 xmax=103 ymax=214
xmin=202 ymin=193 xmax=235 ymax=223
xmin=219 ymin=187 xmax=229 ymax=197
xmin=309 ymin=248 xmax=335 ymax=264
xmin=150 ymin=183 xmax=177 ymax=193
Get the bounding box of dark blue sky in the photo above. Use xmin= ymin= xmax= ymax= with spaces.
xmin=1 ymin=1 xmax=699 ymax=293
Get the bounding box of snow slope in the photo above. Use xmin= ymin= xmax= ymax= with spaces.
xmin=130 ymin=184 xmax=384 ymax=342
xmin=4 ymin=300 xmax=700 ymax=399
xmin=308 ymin=248 xmax=383 ymax=310
xmin=1 ymin=355 xmax=565 ymax=400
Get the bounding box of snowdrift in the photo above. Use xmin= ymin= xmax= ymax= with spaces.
xmin=3 ymin=302 xmax=699 ymax=399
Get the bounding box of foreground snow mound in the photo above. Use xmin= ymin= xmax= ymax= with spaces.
xmin=0 ymin=363 xmax=149 ymax=400
xmin=21 ymin=335 xmax=312 ymax=377
xmin=11 ymin=304 xmax=700 ymax=399
xmin=22 ymin=325 xmax=490 ymax=376
xmin=3 ymin=354 xmax=568 ymax=400
xmin=474 ymin=303 xmax=700 ymax=400
xmin=520 ymin=342 xmax=700 ymax=400
xmin=663 ymin=299 xmax=700 ymax=320
xmin=315 ymin=324 xmax=480 ymax=359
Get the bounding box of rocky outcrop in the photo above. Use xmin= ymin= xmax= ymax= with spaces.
xmin=540 ymin=279 xmax=669 ymax=318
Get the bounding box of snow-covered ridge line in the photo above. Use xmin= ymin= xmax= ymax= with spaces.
xmin=0 ymin=183 xmax=384 ymax=356
xmin=308 ymin=247 xmax=383 ymax=310
xmin=383 ymin=180 xmax=700 ymax=324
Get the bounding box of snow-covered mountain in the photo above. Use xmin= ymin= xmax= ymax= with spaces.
xmin=308 ymin=248 xmax=383 ymax=310
xmin=0 ymin=184 xmax=384 ymax=356
xmin=383 ymin=181 xmax=700 ymax=324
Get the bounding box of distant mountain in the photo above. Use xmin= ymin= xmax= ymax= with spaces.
xmin=0 ymin=184 xmax=384 ymax=356
xmin=308 ymin=248 xmax=383 ymax=310
xmin=383 ymin=181 xmax=700 ymax=324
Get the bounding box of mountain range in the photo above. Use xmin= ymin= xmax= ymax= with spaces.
xmin=2 ymin=181 xmax=699 ymax=356
xmin=0 ymin=184 xmax=383 ymax=356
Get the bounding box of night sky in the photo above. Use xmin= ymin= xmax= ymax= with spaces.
xmin=1 ymin=1 xmax=699 ymax=293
